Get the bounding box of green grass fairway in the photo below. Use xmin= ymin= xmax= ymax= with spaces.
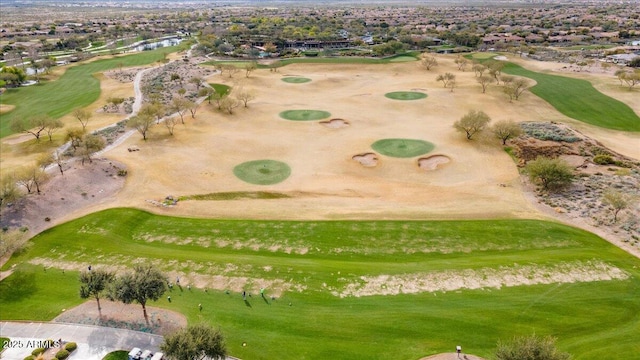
xmin=279 ymin=109 xmax=331 ymax=121
xmin=233 ymin=160 xmax=291 ymax=185
xmin=501 ymin=62 xmax=640 ymax=132
xmin=209 ymin=83 xmax=231 ymax=94
xmin=205 ymin=53 xmax=419 ymax=68
xmin=0 ymin=47 xmax=178 ymax=138
xmin=384 ymin=91 xmax=427 ymax=100
xmin=388 ymin=56 xmax=418 ymax=62
xmin=371 ymin=138 xmax=435 ymax=157
xmin=3 ymin=208 xmax=638 ymax=359
xmin=281 ymin=77 xmax=312 ymax=84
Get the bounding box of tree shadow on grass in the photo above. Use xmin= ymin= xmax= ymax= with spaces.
xmin=0 ymin=270 xmax=37 ymax=302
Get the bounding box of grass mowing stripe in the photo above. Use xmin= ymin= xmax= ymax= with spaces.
xmin=0 ymin=47 xmax=178 ymax=138
xmin=1 ymin=208 xmax=638 ymax=359
xmin=501 ymin=62 xmax=640 ymax=132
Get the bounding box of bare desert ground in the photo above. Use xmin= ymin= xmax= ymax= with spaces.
xmin=2 ymin=54 xmax=638 ymax=249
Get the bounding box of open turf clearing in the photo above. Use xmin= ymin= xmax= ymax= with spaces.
xmin=372 ymin=138 xmax=435 ymax=158
xmin=1 ymin=208 xmax=639 ymax=359
xmin=0 ymin=47 xmax=177 ymax=138
xmin=233 ymin=160 xmax=292 ymax=185
xmin=501 ymin=62 xmax=640 ymax=132
xmin=281 ymin=77 xmax=312 ymax=83
xmin=279 ymin=109 xmax=331 ymax=121
xmin=384 ymin=91 xmax=427 ymax=100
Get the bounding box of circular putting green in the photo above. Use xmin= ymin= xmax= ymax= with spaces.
xmin=233 ymin=160 xmax=291 ymax=185
xmin=282 ymin=77 xmax=312 ymax=83
xmin=384 ymin=91 xmax=427 ymax=100
xmin=279 ymin=110 xmax=331 ymax=121
xmin=371 ymin=139 xmax=435 ymax=158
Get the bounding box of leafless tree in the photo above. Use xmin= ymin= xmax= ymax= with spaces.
xmin=477 ymin=75 xmax=495 ymax=93
xmin=72 ymin=108 xmax=93 ymax=132
xmin=436 ymin=72 xmax=455 ymax=88
xmin=420 ymin=55 xmax=438 ymax=70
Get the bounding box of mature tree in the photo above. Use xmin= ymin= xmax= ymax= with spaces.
xmin=44 ymin=117 xmax=63 ymax=142
xmin=454 ymin=56 xmax=468 ymax=71
xmin=244 ymin=61 xmax=258 ymax=77
xmin=36 ymin=153 xmax=54 ymax=171
xmin=496 ymin=334 xmax=571 ymax=360
xmin=436 ymin=72 xmax=455 ymax=88
xmin=66 ymin=128 xmax=85 ymax=150
xmin=492 ymin=120 xmax=522 ymax=145
xmin=40 ymin=58 xmax=56 ymax=74
xmin=210 ymin=87 xmax=231 ymax=110
xmin=503 ymin=78 xmax=530 ymax=101
xmin=220 ymin=97 xmax=241 ymax=114
xmin=472 ymin=63 xmax=487 ymax=77
xmin=72 ymin=108 xmax=93 ymax=131
xmin=0 ymin=66 xmax=27 ymax=86
xmin=602 ymin=189 xmax=632 ymax=223
xmin=487 ymin=62 xmax=505 ymax=84
xmin=139 ymin=102 xmax=165 ymax=124
xmin=0 ymin=229 xmax=28 ymax=259
xmin=128 ymin=114 xmax=154 ymax=140
xmin=164 ymin=116 xmax=178 ymax=135
xmin=15 ymin=165 xmax=47 ymax=194
xmin=198 ymin=87 xmax=215 ymax=104
xmin=189 ymin=76 xmax=204 ymax=91
xmin=526 ymin=156 xmax=574 ymax=191
xmin=0 ymin=175 xmax=21 ymax=208
xmin=161 ymin=324 xmax=227 ymax=360
xmin=477 ymin=75 xmax=495 ymax=93
xmin=448 ymin=79 xmax=457 ymax=92
xmin=80 ymin=134 xmax=105 ymax=164
xmin=170 ymin=97 xmax=191 ymax=124
xmin=235 ymin=89 xmax=255 ymax=107
xmin=420 ymin=55 xmax=438 ymax=70
xmin=80 ymin=268 xmax=115 ymax=317
xmin=223 ymin=65 xmax=239 ymax=78
xmin=54 ymin=150 xmax=65 ymax=175
xmin=110 ymin=264 xmax=167 ymax=325
xmin=619 ymin=70 xmax=640 ymax=89
xmin=614 ymin=69 xmax=627 ymax=85
xmin=453 ymin=110 xmax=491 ymax=140
xmin=30 ymin=166 xmax=48 ymax=194
xmin=11 ymin=115 xmax=50 ymax=142
xmin=15 ymin=167 xmax=36 ymax=194
xmin=187 ymin=100 xmax=200 ymax=119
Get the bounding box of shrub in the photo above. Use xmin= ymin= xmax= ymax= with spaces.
xmin=24 ymin=356 xmax=35 ymax=360
xmin=526 ymin=156 xmax=574 ymax=191
xmin=593 ymin=154 xmax=614 ymax=165
xmin=32 ymin=348 xmax=45 ymax=356
xmin=55 ymin=349 xmax=70 ymax=360
xmin=64 ymin=342 xmax=77 ymax=352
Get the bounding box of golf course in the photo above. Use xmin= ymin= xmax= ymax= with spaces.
xmin=1 ymin=48 xmax=639 ymax=360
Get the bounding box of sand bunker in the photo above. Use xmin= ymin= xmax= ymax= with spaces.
xmin=321 ymin=118 xmax=350 ymax=129
xmin=352 ymin=153 xmax=379 ymax=167
xmin=418 ymin=155 xmax=451 ymax=170
xmin=333 ymin=260 xmax=628 ymax=297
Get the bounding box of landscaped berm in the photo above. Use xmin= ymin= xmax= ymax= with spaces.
xmin=233 ymin=159 xmax=292 ymax=185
